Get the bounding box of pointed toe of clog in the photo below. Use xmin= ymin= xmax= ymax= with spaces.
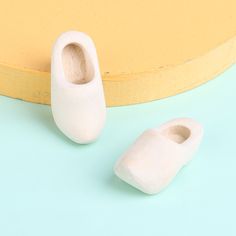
xmin=52 ymin=106 xmax=106 ymax=144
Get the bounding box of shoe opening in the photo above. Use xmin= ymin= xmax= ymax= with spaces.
xmin=162 ymin=125 xmax=191 ymax=144
xmin=62 ymin=43 xmax=94 ymax=84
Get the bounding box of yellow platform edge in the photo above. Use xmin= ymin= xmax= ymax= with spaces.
xmin=0 ymin=35 xmax=236 ymax=107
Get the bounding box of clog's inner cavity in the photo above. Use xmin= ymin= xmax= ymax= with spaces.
xmin=62 ymin=43 xmax=94 ymax=84
xmin=162 ymin=125 xmax=191 ymax=144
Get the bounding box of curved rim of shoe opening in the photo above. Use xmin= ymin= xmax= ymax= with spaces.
xmin=51 ymin=30 xmax=100 ymax=88
xmin=158 ymin=117 xmax=204 ymax=148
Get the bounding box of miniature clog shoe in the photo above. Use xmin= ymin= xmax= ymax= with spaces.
xmin=114 ymin=118 xmax=204 ymax=194
xmin=51 ymin=31 xmax=106 ymax=144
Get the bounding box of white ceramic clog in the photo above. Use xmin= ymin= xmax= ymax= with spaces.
xmin=114 ymin=118 xmax=204 ymax=194
xmin=51 ymin=31 xmax=106 ymax=144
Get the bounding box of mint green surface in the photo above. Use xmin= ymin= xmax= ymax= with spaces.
xmin=1 ymin=64 xmax=236 ymax=236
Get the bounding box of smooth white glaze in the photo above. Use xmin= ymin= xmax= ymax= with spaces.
xmin=51 ymin=31 xmax=106 ymax=144
xmin=114 ymin=118 xmax=204 ymax=194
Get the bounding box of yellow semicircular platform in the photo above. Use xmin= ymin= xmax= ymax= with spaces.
xmin=0 ymin=0 xmax=236 ymax=106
